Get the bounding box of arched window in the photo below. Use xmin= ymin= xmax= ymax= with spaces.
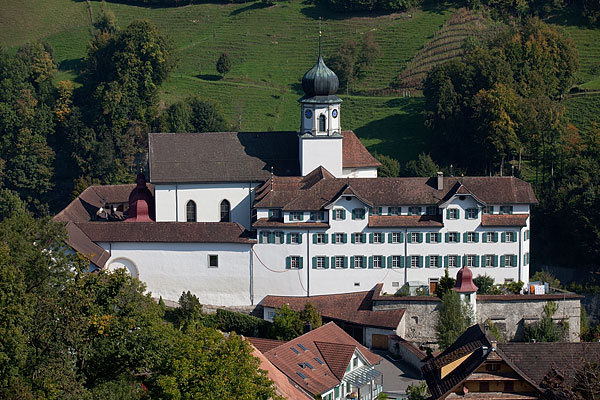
xmin=319 ymin=114 xmax=326 ymax=132
xmin=186 ymin=200 xmax=197 ymax=222
xmin=220 ymin=200 xmax=231 ymax=222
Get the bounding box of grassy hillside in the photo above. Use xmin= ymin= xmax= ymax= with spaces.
xmin=1 ymin=1 xmax=599 ymax=163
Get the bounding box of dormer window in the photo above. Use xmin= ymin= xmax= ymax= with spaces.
xmin=319 ymin=114 xmax=326 ymax=132
xmin=269 ymin=208 xmax=282 ymax=219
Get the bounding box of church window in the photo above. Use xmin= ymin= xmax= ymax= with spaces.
xmin=220 ymin=200 xmax=231 ymax=222
xmin=319 ymin=114 xmax=326 ymax=132
xmin=186 ymin=200 xmax=197 ymax=222
xmin=208 ymin=255 xmax=218 ymax=268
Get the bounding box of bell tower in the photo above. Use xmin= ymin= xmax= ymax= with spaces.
xmin=298 ymin=31 xmax=343 ymax=177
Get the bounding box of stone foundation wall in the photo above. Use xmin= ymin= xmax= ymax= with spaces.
xmin=374 ymin=299 xmax=440 ymax=344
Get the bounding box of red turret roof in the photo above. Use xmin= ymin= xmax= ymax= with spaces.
xmin=453 ymin=266 xmax=478 ymax=293
xmin=125 ymin=172 xmax=155 ymax=222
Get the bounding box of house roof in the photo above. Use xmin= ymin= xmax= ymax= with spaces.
xmin=252 ymin=219 xmax=329 ymax=229
xmin=262 ymin=322 xmax=382 ymax=396
xmin=254 ymin=175 xmax=537 ymax=211
xmin=148 ymin=131 xmax=379 ymax=184
xmin=261 ymin=287 xmax=405 ymax=330
xmin=368 ymin=215 xmax=444 ymax=228
xmin=247 ymin=337 xmax=287 ymax=353
xmin=481 ymin=214 xmax=529 ymax=227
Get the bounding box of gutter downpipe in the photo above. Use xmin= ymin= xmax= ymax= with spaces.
xmin=404 ymin=228 xmax=408 ymax=285
xmin=518 ymin=227 xmax=522 ymax=285
xmin=307 ymin=228 xmax=310 ymax=297
xmin=175 ymin=184 xmax=179 ymax=221
xmin=250 ymin=244 xmax=254 ymax=305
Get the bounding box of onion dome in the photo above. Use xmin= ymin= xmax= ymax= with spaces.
xmin=453 ymin=266 xmax=479 ymax=293
xmin=125 ymin=172 xmax=155 ymax=222
xmin=301 ymin=54 xmax=339 ymax=97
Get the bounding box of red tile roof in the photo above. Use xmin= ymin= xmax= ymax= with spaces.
xmin=263 ymin=322 xmax=382 ymax=396
xmin=262 ymin=287 xmax=404 ymax=329
xmin=481 ymin=214 xmax=529 ymax=227
xmin=314 ymin=341 xmax=356 ymax=380
xmin=247 ymin=337 xmax=287 ymax=353
xmin=369 ymin=215 xmax=443 ymax=228
xmin=342 ymin=131 xmax=382 ymax=168
xmin=252 ymin=218 xmax=329 ymax=229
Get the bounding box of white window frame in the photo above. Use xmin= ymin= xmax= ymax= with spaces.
xmin=354 ymin=256 xmax=364 ymax=268
xmin=274 ymin=231 xmax=284 ymax=244
xmin=373 ymin=255 xmax=383 ymax=268
xmin=315 ymin=233 xmax=325 ymax=244
xmin=466 ymin=208 xmax=478 ymax=219
xmin=269 ymin=208 xmax=282 ymax=218
xmin=430 ymin=233 xmax=439 ymax=243
xmin=429 ymin=256 xmax=439 ymax=268
xmin=448 ymin=232 xmax=459 ymax=243
xmin=467 ymin=232 xmax=476 ymax=243
xmin=389 ymin=206 xmax=400 ymax=215
xmin=485 ymin=254 xmax=494 ymax=267
xmin=335 ymin=256 xmax=344 ymax=269
xmin=290 ymin=256 xmax=301 ymax=269
xmin=208 ymin=254 xmax=219 ymax=268
xmin=411 ymin=232 xmax=420 ymax=243
xmin=373 ymin=232 xmax=383 ymax=244
xmin=392 ymin=256 xmax=402 ymax=268
xmin=333 ymin=209 xmax=344 ymax=220
xmin=505 ymin=255 xmax=514 ymax=267
xmin=486 ymin=232 xmax=494 ymax=242
xmin=466 ymin=255 xmax=476 ymax=267
xmin=290 ymin=212 xmax=303 ymax=221
xmin=448 ymin=255 xmax=458 ymax=268
xmin=410 ymin=255 xmax=419 ymax=268
xmin=290 ymin=233 xmax=300 ymax=244
xmin=448 ymin=208 xmax=459 ymax=219
xmin=353 ymin=233 xmax=365 ymax=244
xmin=391 ymin=232 xmax=402 ymax=243
xmin=484 ymin=206 xmax=494 ymax=214
xmin=335 ymin=233 xmax=344 ymax=244
xmin=316 ymin=256 xmax=326 ymax=269
xmin=409 ymin=206 xmax=422 ymax=215
xmin=506 ymin=231 xmax=516 ymax=242
xmin=354 ymin=208 xmax=366 ymax=219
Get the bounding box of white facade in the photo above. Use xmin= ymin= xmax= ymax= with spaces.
xmin=300 ymin=103 xmax=341 ymax=136
xmin=299 ymin=135 xmax=343 ymax=177
xmin=342 ymin=167 xmax=378 ymax=178
xmin=154 ymin=182 xmax=258 ymax=230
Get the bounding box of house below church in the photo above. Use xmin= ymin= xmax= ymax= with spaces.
xmin=54 ymin=40 xmax=538 ymax=308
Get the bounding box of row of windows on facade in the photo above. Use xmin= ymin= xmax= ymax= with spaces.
xmin=259 ymin=230 xmax=530 ymax=244
xmin=186 ymin=200 xmax=230 ymax=222
xmin=270 ymin=205 xmax=515 ymax=221
xmin=284 ymin=253 xmax=529 ymax=269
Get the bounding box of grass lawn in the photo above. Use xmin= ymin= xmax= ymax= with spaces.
xmin=564 ymin=93 xmax=600 ymax=134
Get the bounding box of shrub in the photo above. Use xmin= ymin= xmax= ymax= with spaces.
xmin=216 ymin=52 xmax=232 ymax=76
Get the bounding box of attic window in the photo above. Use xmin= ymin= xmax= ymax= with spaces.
xmin=297 ymin=371 xmax=307 ymax=380
xmin=315 ymin=357 xmax=324 ymax=365
xmin=298 ymin=344 xmax=307 ymax=351
xmin=291 ymin=346 xmax=300 ymax=354
xmin=305 ymin=362 xmax=314 ymax=370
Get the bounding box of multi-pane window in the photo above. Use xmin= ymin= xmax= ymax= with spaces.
xmin=354 ymin=256 xmax=365 ymax=268
xmin=388 ymin=206 xmax=400 ymax=215
xmin=483 ymin=206 xmax=494 ymax=214
xmin=333 ymin=209 xmax=345 ymax=220
xmin=373 ymin=233 xmax=383 ymax=243
xmin=448 ymin=208 xmax=459 ymax=219
xmin=269 ymin=208 xmax=282 ymax=218
xmin=448 ymin=232 xmax=459 ymax=243
xmin=310 ymin=211 xmax=326 ymax=221
xmin=466 ymin=255 xmax=476 ymax=267
xmin=391 ymin=232 xmax=402 ymax=243
xmin=467 ymin=232 xmax=477 ymax=243
xmin=290 ymin=212 xmax=303 ymax=221
xmin=353 ymin=233 xmax=365 ymax=243
xmin=500 ymin=205 xmax=513 ymax=214
xmin=448 ymin=255 xmax=458 ymax=268
xmin=392 ymin=256 xmax=402 ymax=268
xmin=290 ymin=256 xmax=301 ymax=269
xmin=409 ymin=206 xmax=422 ymax=216
xmin=290 ymin=233 xmax=300 ymax=244
xmin=429 ymin=233 xmax=440 ymax=243
xmin=186 ymin=200 xmax=197 ymax=222
xmin=429 ymin=256 xmax=439 ymax=268
xmin=486 ymin=232 xmax=494 ymax=242
xmin=373 ymin=256 xmax=383 ymax=268
xmin=274 ymin=231 xmax=284 ymax=244
xmin=316 ymin=256 xmax=326 ymax=269
xmin=411 ymin=232 xmax=420 ymax=243
xmin=426 ymin=206 xmax=439 ymax=215
xmin=410 ymin=255 xmax=420 ymax=268
xmin=370 ymin=207 xmax=382 ymax=216
xmin=352 ymin=208 xmax=366 ymax=220
xmin=335 ymin=233 xmax=345 ymax=243
xmin=505 ymin=255 xmax=515 ymax=267
xmin=485 ymin=255 xmax=494 ymax=267
xmin=315 ymin=233 xmax=326 ymax=244
xmin=335 ymin=256 xmax=345 ymax=269
xmin=466 ymin=208 xmax=478 ymax=219
xmin=505 ymin=232 xmax=516 ymax=242
xmin=220 ymin=200 xmax=231 ymax=222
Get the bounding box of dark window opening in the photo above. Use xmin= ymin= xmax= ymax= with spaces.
xmin=319 ymin=114 xmax=326 ymax=131
xmin=220 ymin=199 xmax=231 ymax=222
xmin=186 ymin=200 xmax=197 ymax=222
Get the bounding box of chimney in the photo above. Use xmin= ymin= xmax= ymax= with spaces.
xmin=303 ymin=322 xmax=313 ymax=334
xmin=437 ymin=171 xmax=444 ymax=191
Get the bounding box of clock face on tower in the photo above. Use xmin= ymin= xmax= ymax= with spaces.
xmin=305 ymin=109 xmax=312 ymax=119
xmin=332 ymin=109 xmax=338 ymax=118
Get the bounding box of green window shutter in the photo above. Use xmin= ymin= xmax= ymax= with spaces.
xmin=444 ymin=255 xmax=449 ymax=267
xmin=324 ymin=234 xmax=329 ymax=244
xmin=493 ymin=232 xmax=498 ymax=242
xmin=268 ymin=232 xmax=275 ymax=244
xmin=331 ymin=234 xmax=337 ymax=244
xmin=369 ymin=233 xmax=374 ymax=243
xmin=286 ymin=233 xmax=291 ymax=244
xmin=456 ymin=209 xmax=460 ymax=219
xmin=298 ymin=234 xmax=303 ymax=244
xmin=463 ymin=232 xmax=468 ymax=242
xmin=500 ymin=255 xmax=506 ymax=267
xmin=426 ymin=233 xmax=431 ymax=243
xmin=381 ymin=257 xmax=386 ymax=268
xmin=299 ymin=258 xmax=304 ymax=269
xmin=407 ymin=233 xmax=412 ymax=244
xmin=457 ymin=256 xmax=462 ymax=268
xmin=325 ymin=257 xmax=330 ymax=269
xmin=474 ymin=232 xmax=479 ymax=243
xmin=456 ymin=233 xmax=461 ymax=243
xmin=343 ymin=256 xmax=348 ymax=269
xmin=310 ymin=212 xmax=316 ymax=220
xmin=501 ymin=232 xmax=506 ymax=243
xmin=330 ymin=256 xmax=335 ymax=268
xmin=313 ymin=234 xmax=317 ymax=244
xmin=418 ymin=256 xmax=424 ymax=268
xmin=425 ymin=256 xmax=430 ymax=268
xmin=437 ymin=256 xmax=443 ymax=267
xmin=482 ymin=233 xmax=487 ymax=243
xmin=445 ymin=232 xmax=449 ymax=243
xmin=259 ymin=232 xmax=264 ymax=244
xmin=341 ymin=209 xmax=346 ymax=220
xmin=513 ymin=255 xmax=518 ymax=267
xmin=388 ymin=233 xmax=393 ymax=243
xmin=312 ymin=257 xmax=317 ymax=269
xmin=408 ymin=208 xmax=413 ymax=216
xmin=405 ymin=256 xmax=410 ymax=267
xmin=494 ymin=255 xmax=498 ymax=267
xmin=350 ymin=256 xmax=355 ymax=268
xmin=368 ymin=256 xmax=373 ymax=269
xmin=285 ymin=256 xmax=291 ymax=269
xmin=418 ymin=233 xmax=423 ymax=243
xmin=343 ymin=233 xmax=347 ymax=243
xmin=400 ymin=232 xmax=405 ymax=243
xmin=475 ymin=256 xmax=480 ymax=267
xmin=381 ymin=233 xmax=385 ymax=243
xmin=462 ymin=255 xmax=467 ymax=266
xmin=351 ymin=234 xmax=355 ymax=244
xmin=400 ymin=256 xmax=405 ymax=268
xmin=474 ymin=209 xmax=479 ymax=218
xmin=509 ymin=206 xmax=514 ymax=214
xmin=352 ymin=209 xmax=357 ymax=220
xmin=268 ymin=209 xmax=273 ymax=218
xmin=362 ymin=233 xmax=366 ymax=243
xmin=387 ymin=256 xmax=393 ymax=268
xmin=446 ymin=209 xmax=450 ymax=219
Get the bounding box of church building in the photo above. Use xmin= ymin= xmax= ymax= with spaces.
xmin=55 ymin=45 xmax=537 ymax=307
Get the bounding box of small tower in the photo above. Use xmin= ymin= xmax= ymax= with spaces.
xmin=298 ymin=31 xmax=343 ymax=177
xmin=125 ymin=172 xmax=155 ymax=222
xmin=453 ymin=266 xmax=478 ymax=317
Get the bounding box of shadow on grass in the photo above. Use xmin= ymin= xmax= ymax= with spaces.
xmin=59 ymin=58 xmax=83 ymax=73
xmin=546 ymin=7 xmax=595 ymax=28
xmin=198 ymin=74 xmax=223 ymax=81
xmin=300 ymin=0 xmax=455 ymax=20
xmin=230 ymin=1 xmax=269 ymax=16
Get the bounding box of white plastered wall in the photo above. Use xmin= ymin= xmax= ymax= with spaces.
xmin=341 ymin=167 xmax=378 ymax=178
xmin=300 ymin=136 xmax=343 ymax=177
